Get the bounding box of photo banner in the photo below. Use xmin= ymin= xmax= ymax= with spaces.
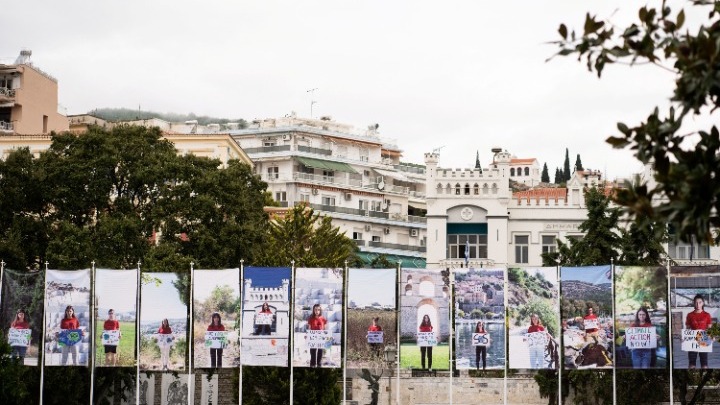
xmin=347 ymin=268 xmax=397 ymax=370
xmin=455 ymin=267 xmax=506 ymax=370
xmin=670 ymin=265 xmax=720 ymax=369
xmin=95 ymin=269 xmax=138 ymax=367
xmin=292 ymin=268 xmax=343 ymax=368
xmin=241 ymin=267 xmax=291 ymax=367
xmin=140 ymin=272 xmax=189 ymax=371
xmin=560 ymin=265 xmax=613 ymax=369
xmin=1 ymin=268 xmax=44 ymax=366
xmin=614 ymin=266 xmax=667 ymax=369
xmin=160 ymin=373 xmax=188 ymax=405
xmin=44 ymin=269 xmax=91 ymax=366
xmin=400 ymin=268 xmax=450 ymax=370
xmin=138 ymin=373 xmax=155 ymax=405
xmin=192 ymin=268 xmax=240 ymax=369
xmin=507 ymin=267 xmax=559 ymax=370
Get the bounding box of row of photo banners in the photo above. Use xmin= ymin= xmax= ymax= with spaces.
xmin=1 ymin=265 xmax=719 ymax=371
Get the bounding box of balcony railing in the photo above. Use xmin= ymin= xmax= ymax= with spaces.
xmin=0 ymin=121 xmax=13 ymax=132
xmin=0 ymin=87 xmax=16 ymax=100
xmin=368 ymin=241 xmax=426 ymax=252
xmin=297 ymin=145 xmax=332 ymax=155
xmin=243 ymin=145 xmax=292 ymax=154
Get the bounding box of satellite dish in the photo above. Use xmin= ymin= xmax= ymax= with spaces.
xmin=378 ymin=180 xmax=385 ymax=191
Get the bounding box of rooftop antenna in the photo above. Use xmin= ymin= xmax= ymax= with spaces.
xmin=306 ymin=88 xmax=318 ymax=118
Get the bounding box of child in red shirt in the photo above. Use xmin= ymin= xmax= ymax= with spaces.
xmin=307 ymin=304 xmax=327 ymax=367
xmin=686 ymin=294 xmax=713 ymax=369
xmin=207 ymin=313 xmax=226 ymax=368
xmin=103 ymin=309 xmax=121 ymax=366
xmin=419 ymin=315 xmax=434 ymax=370
xmin=10 ymin=309 xmax=30 ymax=359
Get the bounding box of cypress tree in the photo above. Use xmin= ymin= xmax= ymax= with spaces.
xmin=541 ymin=163 xmax=550 ymax=183
xmin=563 ymin=148 xmax=571 ymax=181
xmin=575 ymin=154 xmax=584 ymax=171
xmin=554 ymin=168 xmax=562 ymax=184
xmin=475 ymin=150 xmax=482 ymax=173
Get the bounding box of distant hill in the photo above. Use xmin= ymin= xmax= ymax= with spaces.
xmin=89 ymin=108 xmax=248 ymax=127
xmin=561 ymin=280 xmax=611 ymax=301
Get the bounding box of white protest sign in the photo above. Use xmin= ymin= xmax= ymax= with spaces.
xmin=256 ymin=313 xmax=273 ymax=325
xmin=307 ymin=329 xmax=333 ymax=349
xmin=204 ymin=331 xmax=228 ymax=349
xmin=417 ymin=331 xmax=437 ymax=347
xmin=8 ymin=328 xmax=31 ymax=347
xmin=681 ymin=329 xmax=713 ymax=353
xmin=472 ymin=333 xmax=490 ymax=346
xmin=156 ymin=334 xmax=175 ymax=348
xmin=367 ymin=331 xmax=384 ymax=344
xmin=102 ymin=330 xmax=121 ymax=346
xmin=584 ymin=319 xmax=599 ymax=330
xmin=526 ymin=332 xmax=548 ymax=348
xmin=625 ymin=327 xmax=657 ymax=349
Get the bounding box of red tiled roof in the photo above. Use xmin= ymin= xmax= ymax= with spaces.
xmin=510 ymin=158 xmax=537 ymax=164
xmin=513 ymin=188 xmax=567 ymax=199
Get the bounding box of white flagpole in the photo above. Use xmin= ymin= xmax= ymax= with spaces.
xmin=0 ymin=260 xmax=5 ymax=304
xmin=290 ymin=260 xmax=295 ymax=405
xmin=40 ymin=261 xmax=49 ymax=404
xmin=449 ymin=265 xmax=454 ymax=405
xmin=239 ymin=259 xmax=244 ymax=405
xmin=343 ymin=260 xmax=348 ymax=404
xmin=136 ymin=261 xmax=141 ymax=405
xmin=556 ymin=261 xmax=562 ymax=405
xmin=503 ymin=265 xmax=508 ymax=405
xmin=189 ymin=262 xmax=195 ymax=405
xmin=90 ymin=261 xmax=96 ymax=404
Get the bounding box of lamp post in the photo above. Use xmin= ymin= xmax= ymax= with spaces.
xmin=384 ymin=344 xmax=398 ymax=405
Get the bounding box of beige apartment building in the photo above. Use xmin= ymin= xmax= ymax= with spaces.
xmin=0 ymin=50 xmax=69 ymax=135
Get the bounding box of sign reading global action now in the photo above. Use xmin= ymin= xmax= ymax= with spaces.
xmin=306 ymin=330 xmax=333 ymax=349
xmin=205 ymin=331 xmax=228 ymax=349
xmin=681 ymin=329 xmax=713 ymax=353
xmin=8 ymin=328 xmax=31 ymax=347
xmin=626 ymin=327 xmax=657 ymax=349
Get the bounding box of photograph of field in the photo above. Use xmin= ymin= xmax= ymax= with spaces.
xmin=455 ymin=267 xmax=506 ymax=370
xmin=44 ymin=269 xmax=91 ymax=366
xmin=1 ymin=268 xmax=43 ymax=366
xmin=561 ymin=265 xmax=613 ymax=369
xmin=507 ymin=267 xmax=559 ymax=370
xmin=95 ymin=269 xmax=138 ymax=367
xmin=192 ymin=268 xmax=241 ymax=369
xmin=140 ymin=272 xmax=188 ymax=371
xmin=347 ymin=268 xmax=396 ymax=370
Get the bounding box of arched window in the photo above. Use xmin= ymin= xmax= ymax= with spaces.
xmin=455 ymin=183 xmax=461 ymax=195
xmin=405 ymin=284 xmax=413 ymax=296
xmin=419 ymin=277 xmax=435 ymax=297
xmin=464 ymin=183 xmax=470 ymax=195
xmin=446 ymin=183 xmax=452 ymax=194
xmin=510 ymin=168 xmax=515 ymax=176
xmin=524 ymin=167 xmax=529 ymax=176
xmin=483 ymin=184 xmax=489 ymax=195
xmin=473 ymin=183 xmax=479 ymax=195
xmin=492 ymin=183 xmax=498 ymax=194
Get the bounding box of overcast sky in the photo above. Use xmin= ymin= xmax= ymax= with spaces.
xmin=2 ymin=0 xmax=702 ymax=179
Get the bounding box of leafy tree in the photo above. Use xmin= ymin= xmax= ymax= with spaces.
xmin=563 ymin=148 xmax=571 ymax=181
xmin=575 ymin=154 xmax=584 ymax=172
xmin=551 ymin=0 xmax=720 ymax=246
xmin=618 ymin=221 xmax=667 ymax=266
xmin=541 ymin=163 xmax=550 ymax=183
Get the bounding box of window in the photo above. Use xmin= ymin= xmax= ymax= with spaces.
xmin=510 ymin=168 xmax=515 ymax=176
xmin=370 ymin=201 xmax=382 ymax=211
xmin=541 ymin=235 xmax=556 ymax=254
xmin=321 ymin=196 xmax=336 ymax=206
xmin=567 ymin=235 xmax=583 ymax=244
xmin=359 ymin=147 xmax=369 ymax=162
xmin=267 ymin=166 xmax=279 ymax=179
xmin=473 ymin=184 xmax=479 ymax=195
xmin=515 ymin=235 xmax=529 ymax=263
xmin=322 ymin=170 xmax=334 ymax=182
xmin=455 ymin=183 xmax=461 ymax=195
xmin=275 ymin=191 xmax=287 ymax=202
xmin=352 ymin=232 xmax=363 ymax=240
xmin=263 ymin=141 xmax=276 ymax=147
xmin=524 ymin=167 xmax=530 ymax=176
xmin=43 ymin=115 xmax=48 ymax=134
xmin=447 ymin=234 xmax=488 ymax=259
xmin=299 ymin=193 xmax=310 ymax=202
xmin=668 ymin=242 xmax=711 ymax=259
xmin=464 ymin=184 xmax=470 ymax=195
xmin=358 ymin=199 xmax=369 ymax=211
xmin=372 ymin=235 xmax=381 ymax=242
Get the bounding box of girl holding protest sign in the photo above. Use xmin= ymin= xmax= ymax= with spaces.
xmin=419 ymin=314 xmax=434 ymax=370
xmin=207 ymin=313 xmax=226 ymax=368
xmin=103 ymin=309 xmax=121 ymax=366
xmin=368 ymin=317 xmax=383 ymax=357
xmin=474 ymin=321 xmax=490 ymax=370
xmin=528 ymin=314 xmax=552 ymax=369
xmin=686 ymin=294 xmax=713 ymax=369
xmin=624 ymin=307 xmax=655 ymax=368
xmin=59 ymin=305 xmax=83 ymax=365
xmin=158 ymin=318 xmax=174 ymax=371
xmin=258 ymin=302 xmax=273 ymax=336
xmin=307 ymin=304 xmax=327 ymax=367
xmin=9 ymin=309 xmax=30 ymax=359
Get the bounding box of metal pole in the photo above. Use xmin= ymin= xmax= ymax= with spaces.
xmin=668 ymin=258 xmax=674 ymax=405
xmin=39 ymin=262 xmax=49 ymax=404
xmin=189 ymin=262 xmax=194 ymax=405
xmin=136 ymin=261 xmax=141 ymax=405
xmin=396 ymin=262 xmax=401 ymax=405
xmin=611 ymin=259 xmax=616 ymax=405
xmin=449 ymin=266 xmax=454 ymax=405
xmin=556 ymin=262 xmax=562 ymax=405
xmin=503 ymin=264 xmax=508 ymax=405
xmin=290 ymin=260 xmax=295 ymax=405
xmin=239 ymin=260 xmax=244 ymax=405
xmin=90 ymin=262 xmax=96 ymax=404
xmin=343 ymin=260 xmax=348 ymax=404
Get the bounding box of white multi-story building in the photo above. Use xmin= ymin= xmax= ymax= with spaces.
xmin=424 ymin=149 xmax=719 ymax=269
xmin=229 ymin=114 xmax=428 ymax=268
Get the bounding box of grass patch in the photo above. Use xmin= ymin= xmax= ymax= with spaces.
xmin=95 ymin=321 xmax=136 ymax=366
xmin=400 ymin=344 xmax=449 ymax=370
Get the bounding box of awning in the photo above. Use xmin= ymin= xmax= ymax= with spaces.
xmin=374 ymin=168 xmax=410 ymax=182
xmin=296 ymin=156 xmax=357 ymax=174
